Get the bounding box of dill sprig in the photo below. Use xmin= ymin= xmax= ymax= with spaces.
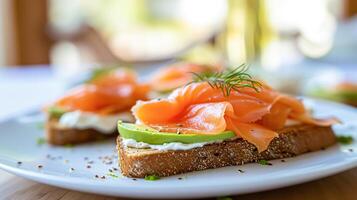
xmin=190 ymin=64 xmax=262 ymax=96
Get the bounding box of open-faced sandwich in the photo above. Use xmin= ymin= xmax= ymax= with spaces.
xmin=117 ymin=65 xmax=339 ymax=178
xmin=45 ymin=68 xmax=150 ymax=145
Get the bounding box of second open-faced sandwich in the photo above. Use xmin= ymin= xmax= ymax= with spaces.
xmin=116 ymin=65 xmax=339 ymax=178
xmin=45 ymin=68 xmax=150 ymax=145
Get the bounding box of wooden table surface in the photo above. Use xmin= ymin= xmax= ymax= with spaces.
xmin=1 ymin=167 xmax=357 ymax=200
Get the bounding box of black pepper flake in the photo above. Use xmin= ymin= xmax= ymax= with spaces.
xmin=178 ymin=177 xmax=183 ymax=180
xmin=95 ymin=175 xmax=99 ymax=178
xmin=86 ymin=165 xmax=91 ymax=169
xmin=281 ymin=159 xmax=286 ymax=162
xmin=37 ymin=165 xmax=43 ymax=169
xmin=132 ymin=178 xmax=137 ymax=181
xmin=238 ymin=169 xmax=244 ymax=173
xmin=17 ymin=161 xmax=22 ymax=165
xmin=321 ymin=147 xmax=326 ymax=151
xmin=69 ymin=167 xmax=75 ymax=172
xmin=100 ymin=176 xmax=106 ymax=179
xmin=87 ymin=161 xmax=94 ymax=164
xmin=109 ymin=169 xmax=113 ymax=173
xmin=112 ymin=167 xmax=118 ymax=171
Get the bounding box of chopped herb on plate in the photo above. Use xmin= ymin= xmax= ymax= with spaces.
xmin=144 ymin=175 xmax=160 ymax=181
xmin=258 ymin=159 xmax=272 ymax=166
xmin=36 ymin=122 xmax=44 ymax=130
xmin=337 ymin=135 xmax=354 ymax=145
xmin=36 ymin=137 xmax=46 ymax=145
xmin=107 ymin=173 xmax=119 ymax=178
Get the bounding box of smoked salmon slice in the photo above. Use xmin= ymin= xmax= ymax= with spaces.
xmin=133 ymin=82 xmax=337 ymax=152
xmin=54 ymin=68 xmax=150 ymax=114
xmin=149 ymin=62 xmax=222 ymax=92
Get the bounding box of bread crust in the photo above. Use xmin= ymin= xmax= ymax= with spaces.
xmin=46 ymin=116 xmax=116 ymax=145
xmin=117 ymin=125 xmax=336 ymax=178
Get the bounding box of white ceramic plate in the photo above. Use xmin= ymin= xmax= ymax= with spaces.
xmin=0 ymin=98 xmax=357 ymax=199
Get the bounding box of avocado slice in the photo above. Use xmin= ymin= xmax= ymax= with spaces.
xmin=118 ymin=122 xmax=235 ymax=144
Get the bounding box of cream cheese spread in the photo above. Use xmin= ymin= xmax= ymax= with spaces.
xmin=121 ymin=138 xmax=218 ymax=151
xmin=59 ymin=111 xmax=134 ymax=134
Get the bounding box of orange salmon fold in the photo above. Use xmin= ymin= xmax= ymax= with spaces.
xmin=55 ymin=69 xmax=150 ymax=114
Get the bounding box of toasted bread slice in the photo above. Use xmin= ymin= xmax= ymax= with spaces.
xmin=45 ymin=116 xmax=116 ymax=145
xmin=117 ymin=124 xmax=336 ymax=178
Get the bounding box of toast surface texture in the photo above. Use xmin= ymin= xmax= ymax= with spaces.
xmin=46 ymin=117 xmax=115 ymax=145
xmin=117 ymin=124 xmax=336 ymax=178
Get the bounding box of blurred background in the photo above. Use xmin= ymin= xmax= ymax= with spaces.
xmin=0 ymin=0 xmax=357 ymax=109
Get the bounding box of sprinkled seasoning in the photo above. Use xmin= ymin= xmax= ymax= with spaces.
xmin=86 ymin=165 xmax=91 ymax=169
xmin=107 ymin=173 xmax=119 ymax=178
xmin=104 ymin=161 xmax=113 ymax=165
xmin=258 ymin=160 xmax=272 ymax=166
xmin=281 ymin=159 xmax=286 ymax=163
xmin=17 ymin=161 xmax=22 ymax=165
xmin=36 ymin=137 xmax=46 ymax=146
xmin=238 ymin=169 xmax=244 ymax=173
xmin=69 ymin=167 xmax=75 ymax=172
xmin=37 ymin=165 xmax=43 ymax=169
xmin=112 ymin=167 xmax=118 ymax=171
xmin=95 ymin=175 xmax=99 ymax=178
xmin=178 ymin=177 xmax=183 ymax=180
xmin=100 ymin=176 xmax=106 ymax=179
xmin=132 ymin=178 xmax=137 ymax=181
xmin=144 ymin=175 xmax=160 ymax=181
xmin=337 ymin=135 xmax=354 ymax=145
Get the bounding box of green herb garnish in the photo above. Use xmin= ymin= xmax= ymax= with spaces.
xmin=107 ymin=173 xmax=119 ymax=178
xmin=36 ymin=122 xmax=44 ymax=130
xmin=144 ymin=175 xmax=160 ymax=181
xmin=36 ymin=137 xmax=46 ymax=145
xmin=87 ymin=67 xmax=116 ymax=83
xmin=47 ymin=106 xmax=67 ymax=118
xmin=258 ymin=159 xmax=272 ymax=166
xmin=337 ymin=135 xmax=354 ymax=145
xmin=191 ymin=64 xmax=262 ymax=96
xmin=87 ymin=66 xmax=133 ymax=83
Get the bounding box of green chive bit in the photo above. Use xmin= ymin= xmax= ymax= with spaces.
xmin=144 ymin=175 xmax=160 ymax=181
